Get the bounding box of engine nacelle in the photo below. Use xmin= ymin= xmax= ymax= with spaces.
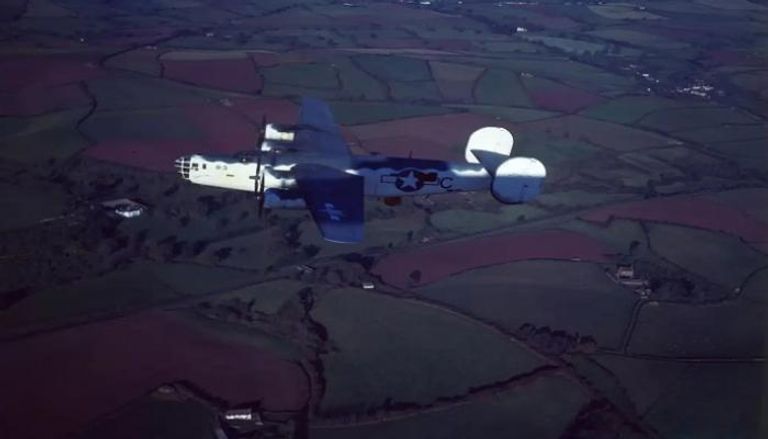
xmin=491 ymin=157 xmax=546 ymax=204
xmin=263 ymin=189 xmax=306 ymax=209
xmin=264 ymin=124 xmax=295 ymax=143
xmin=465 ymin=127 xmax=514 ymax=163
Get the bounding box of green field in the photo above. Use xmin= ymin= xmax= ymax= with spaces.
xmin=418 ymin=260 xmax=638 ymax=349
xmin=450 ymin=104 xmax=557 ymax=122
xmin=644 ymin=363 xmax=765 ymax=439
xmin=213 ymin=279 xmax=307 ymax=315
xmin=673 ymin=124 xmax=768 ymax=144
xmin=0 ymin=108 xmax=90 ymax=163
xmin=588 ymin=29 xmax=687 ymax=49
xmin=328 ymin=101 xmax=453 ymax=125
xmin=637 ymin=106 xmax=760 ymax=132
xmin=629 ymin=300 xmax=767 ymax=357
xmin=0 ymin=261 xmax=262 ymax=329
xmin=261 ymin=62 xmax=340 ymax=89
xmin=311 ymin=374 xmax=587 ymax=439
xmin=313 ymin=288 xmax=547 ymax=414
xmin=389 ymin=80 xmax=442 ymax=102
xmin=82 ymin=108 xmax=201 ymax=142
xmin=87 ymin=76 xmax=209 ymax=111
xmin=428 ymin=205 xmax=548 ymax=235
xmin=707 ymin=139 xmax=768 ymax=170
xmin=535 ymin=190 xmax=633 ymax=210
xmin=592 ymin=354 xmax=694 ymax=413
xmin=580 ymin=95 xmax=691 ymax=124
xmin=354 ymin=55 xmax=432 ymax=82
xmin=0 ymin=180 xmax=69 ymax=231
xmin=334 ymin=57 xmax=388 ymax=100
xmin=521 ymin=35 xmax=606 ymax=55
xmin=647 ymin=224 xmax=767 ymax=289
xmin=562 ymin=218 xmax=649 ymax=256
xmin=474 ymin=69 xmax=532 ymax=107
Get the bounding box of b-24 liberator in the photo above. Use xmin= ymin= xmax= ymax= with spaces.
xmin=175 ymin=98 xmax=546 ymax=243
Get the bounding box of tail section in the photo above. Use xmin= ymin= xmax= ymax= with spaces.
xmin=465 ymin=127 xmax=546 ymax=204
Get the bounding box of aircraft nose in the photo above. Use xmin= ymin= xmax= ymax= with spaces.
xmin=175 ymin=156 xmax=190 ymax=180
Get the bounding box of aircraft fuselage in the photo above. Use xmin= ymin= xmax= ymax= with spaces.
xmin=175 ymin=152 xmax=493 ymax=202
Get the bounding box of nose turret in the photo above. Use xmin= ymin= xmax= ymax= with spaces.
xmin=175 ymin=156 xmax=191 ymax=180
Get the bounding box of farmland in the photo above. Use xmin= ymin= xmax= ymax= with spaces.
xmin=0 ymin=0 xmax=766 ymax=438
xmin=313 ymin=288 xmax=547 ymax=414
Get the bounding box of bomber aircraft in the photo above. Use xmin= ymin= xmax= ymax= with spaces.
xmin=175 ymin=97 xmax=546 ymax=243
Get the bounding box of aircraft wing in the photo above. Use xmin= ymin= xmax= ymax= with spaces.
xmin=295 ymin=97 xmax=351 ymax=157
xmin=293 ymin=163 xmax=364 ymax=243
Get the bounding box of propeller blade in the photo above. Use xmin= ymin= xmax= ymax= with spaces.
xmin=258 ymin=172 xmax=266 ymax=218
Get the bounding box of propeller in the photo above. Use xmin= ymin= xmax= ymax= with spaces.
xmin=255 ymin=114 xmax=267 ymax=217
xmin=258 ymin=172 xmax=266 ymax=218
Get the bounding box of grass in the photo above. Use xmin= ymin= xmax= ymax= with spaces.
xmin=87 ymin=76 xmax=209 ymax=111
xmin=645 ymin=363 xmax=765 ymax=439
xmin=214 ymin=279 xmax=307 ymax=314
xmin=327 ymin=101 xmax=454 ymax=125
xmin=520 ymin=35 xmax=606 ymax=55
xmin=428 ymin=205 xmax=548 ymax=235
xmin=580 ymin=95 xmax=691 ymax=124
xmin=313 ymin=288 xmax=547 ymax=415
xmin=647 ymin=223 xmax=767 ymax=289
xmin=672 ymin=124 xmax=767 ymax=144
xmin=592 ymin=354 xmax=692 ymax=413
xmin=417 ymin=260 xmax=638 ymax=349
xmin=637 ymin=106 xmax=760 ymax=132
xmin=629 ymin=301 xmax=767 ymax=357
xmin=354 ymin=54 xmax=431 ymax=82
xmin=261 ymin=62 xmax=339 ymax=89
xmin=389 ymin=80 xmax=442 ymax=102
xmin=334 ymin=57 xmax=387 ymax=100
xmin=310 ymin=374 xmax=587 ymax=439
xmin=0 ymin=180 xmax=69 ymax=231
xmin=0 ymin=108 xmax=90 ymax=163
xmin=449 ymin=104 xmax=557 ymax=122
xmin=588 ymin=29 xmax=687 ymax=49
xmin=474 ymin=69 xmax=532 ymax=107
xmin=535 ymin=190 xmax=633 ymax=210
xmin=562 ymin=218 xmax=649 ymax=255
xmin=0 ymin=261 xmax=262 ymax=329
xmin=82 ymin=108 xmax=202 ymax=142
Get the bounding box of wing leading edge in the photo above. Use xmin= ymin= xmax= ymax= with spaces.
xmin=293 ymin=163 xmax=364 ymax=243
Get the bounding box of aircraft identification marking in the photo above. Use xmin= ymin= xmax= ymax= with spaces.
xmin=319 ymin=202 xmax=344 ymax=221
xmin=380 ymin=169 xmax=440 ymax=192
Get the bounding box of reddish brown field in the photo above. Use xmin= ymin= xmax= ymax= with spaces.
xmin=372 ymin=229 xmax=612 ymax=288
xmin=82 ymin=100 xmax=298 ymax=171
xmin=83 ymin=139 xmax=206 ymax=172
xmin=0 ymin=83 xmax=90 ymax=116
xmin=183 ymin=103 xmax=259 ymax=151
xmin=0 ymin=311 xmax=309 ymax=439
xmin=163 ymin=59 xmax=262 ymax=93
xmin=225 ymin=97 xmax=298 ymax=125
xmin=580 ymin=196 xmax=768 ymax=248
xmin=526 ymin=79 xmax=603 ymax=113
xmin=0 ymin=55 xmax=103 ymax=90
xmin=250 ymin=52 xmax=281 ymax=67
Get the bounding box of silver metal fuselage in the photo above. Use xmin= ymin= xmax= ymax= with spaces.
xmin=175 ymin=150 xmax=493 ymax=198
